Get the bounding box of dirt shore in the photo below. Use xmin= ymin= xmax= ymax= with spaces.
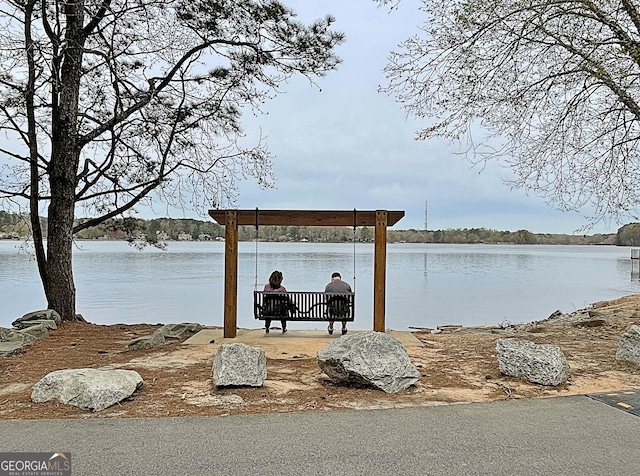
xmin=2 ymin=295 xmax=640 ymax=420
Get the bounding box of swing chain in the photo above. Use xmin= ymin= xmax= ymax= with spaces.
xmin=353 ymin=208 xmax=357 ymax=292
xmin=254 ymin=207 xmax=259 ymax=291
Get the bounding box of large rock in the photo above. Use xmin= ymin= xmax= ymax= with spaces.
xmin=13 ymin=319 xmax=58 ymax=331
xmin=316 ymin=331 xmax=421 ymax=393
xmin=155 ymin=323 xmax=203 ymax=339
xmin=12 ymin=309 xmax=62 ymax=327
xmin=128 ymin=331 xmax=165 ymax=350
xmin=496 ymin=339 xmax=571 ymax=386
xmin=0 ymin=327 xmax=38 ymax=346
xmin=18 ymin=323 xmax=49 ymax=340
xmin=212 ymin=343 xmax=266 ymax=387
xmin=31 ymin=368 xmax=143 ymax=411
xmin=616 ymin=325 xmax=640 ymax=366
xmin=0 ymin=341 xmax=24 ymax=357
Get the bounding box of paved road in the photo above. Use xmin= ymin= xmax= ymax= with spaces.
xmin=1 ymin=396 xmax=638 ymax=475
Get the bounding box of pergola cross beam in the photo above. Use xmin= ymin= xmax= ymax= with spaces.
xmin=208 ymin=209 xmax=404 ymax=338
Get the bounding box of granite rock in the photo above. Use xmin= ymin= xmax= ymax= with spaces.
xmin=212 ymin=343 xmax=266 ymax=387
xmin=31 ymin=368 xmax=143 ymax=411
xmin=616 ymin=325 xmax=640 ymax=366
xmin=496 ymin=339 xmax=571 ymax=386
xmin=317 ymin=331 xmax=420 ymax=393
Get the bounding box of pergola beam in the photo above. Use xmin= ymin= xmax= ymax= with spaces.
xmin=208 ymin=209 xmax=404 ymax=337
xmin=208 ymin=209 xmax=404 ymax=227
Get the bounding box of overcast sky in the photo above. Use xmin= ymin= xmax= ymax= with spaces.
xmin=223 ymin=0 xmax=621 ymax=234
xmin=0 ymin=1 xmax=619 ymax=234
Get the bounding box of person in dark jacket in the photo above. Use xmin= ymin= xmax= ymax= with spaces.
xmin=325 ymin=272 xmax=352 ymax=335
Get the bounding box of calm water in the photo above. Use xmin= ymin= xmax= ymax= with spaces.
xmin=1 ymin=240 xmax=639 ymax=330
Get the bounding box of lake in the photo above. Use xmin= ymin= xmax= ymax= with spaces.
xmin=1 ymin=240 xmax=639 ymax=330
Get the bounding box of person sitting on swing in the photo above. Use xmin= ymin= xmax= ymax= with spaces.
xmin=325 ymin=272 xmax=352 ymax=335
xmin=263 ymin=270 xmax=291 ymax=334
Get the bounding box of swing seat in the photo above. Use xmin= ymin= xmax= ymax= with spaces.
xmin=254 ymin=291 xmax=355 ymax=322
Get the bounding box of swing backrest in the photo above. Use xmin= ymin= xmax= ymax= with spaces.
xmin=327 ymin=294 xmax=350 ymax=318
xmin=260 ymin=292 xmax=291 ymax=318
xmin=254 ymin=291 xmax=355 ymax=321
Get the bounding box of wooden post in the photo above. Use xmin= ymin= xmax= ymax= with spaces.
xmin=373 ymin=210 xmax=387 ymax=332
xmin=223 ymin=210 xmax=238 ymax=338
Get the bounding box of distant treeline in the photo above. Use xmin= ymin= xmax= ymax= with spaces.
xmin=3 ymin=210 xmax=640 ymax=245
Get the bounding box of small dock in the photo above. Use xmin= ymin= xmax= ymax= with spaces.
xmin=632 ymin=248 xmax=640 ymax=279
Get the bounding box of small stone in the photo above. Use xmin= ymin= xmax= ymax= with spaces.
xmin=12 ymin=319 xmax=57 ymax=330
xmin=0 ymin=327 xmax=37 ymax=346
xmin=12 ymin=309 xmax=61 ymax=327
xmin=155 ymin=323 xmax=203 ymax=339
xmin=128 ymin=331 xmax=165 ymax=350
xmin=0 ymin=341 xmax=24 ymax=357
xmin=18 ymin=323 xmax=49 ymax=340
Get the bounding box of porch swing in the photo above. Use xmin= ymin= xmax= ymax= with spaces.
xmin=252 ymin=208 xmax=356 ymax=323
xmin=207 ymin=208 xmax=404 ymax=338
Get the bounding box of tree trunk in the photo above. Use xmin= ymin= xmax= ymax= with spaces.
xmin=23 ymin=0 xmax=48 ymax=289
xmin=42 ymin=0 xmax=86 ymax=322
xmin=45 ymin=111 xmax=80 ymax=321
xmin=44 ymin=206 xmax=77 ymax=321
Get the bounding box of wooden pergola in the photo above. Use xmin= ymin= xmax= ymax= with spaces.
xmin=208 ymin=209 xmax=405 ymax=338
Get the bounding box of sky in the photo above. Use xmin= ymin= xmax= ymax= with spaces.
xmin=225 ymin=0 xmax=618 ymax=235
xmin=0 ymin=0 xmax=618 ymax=234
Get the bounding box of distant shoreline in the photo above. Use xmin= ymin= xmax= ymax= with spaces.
xmin=0 ymin=210 xmax=626 ymax=244
xmin=0 ymin=236 xmax=623 ymax=245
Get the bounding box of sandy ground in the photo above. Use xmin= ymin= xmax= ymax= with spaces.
xmin=2 ymin=295 xmax=640 ymax=419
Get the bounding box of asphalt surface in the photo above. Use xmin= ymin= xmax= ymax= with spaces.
xmin=1 ymin=396 xmax=639 ymax=475
xmin=588 ymin=389 xmax=640 ymax=416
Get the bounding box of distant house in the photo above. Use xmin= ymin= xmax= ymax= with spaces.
xmin=198 ymin=233 xmax=212 ymax=241
xmin=156 ymin=231 xmax=169 ymax=241
xmin=177 ymin=232 xmax=193 ymax=241
xmin=107 ymin=229 xmax=127 ymax=240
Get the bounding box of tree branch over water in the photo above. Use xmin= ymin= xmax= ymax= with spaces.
xmin=376 ymin=0 xmax=640 ymax=230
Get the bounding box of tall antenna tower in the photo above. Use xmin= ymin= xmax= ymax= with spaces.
xmin=424 ymin=200 xmax=428 ymax=231
xmin=423 ymin=200 xmax=429 ymax=244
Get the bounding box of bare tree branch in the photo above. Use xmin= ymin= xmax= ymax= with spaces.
xmin=0 ymin=0 xmax=343 ymax=320
xmin=378 ymin=0 xmax=640 ymax=228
